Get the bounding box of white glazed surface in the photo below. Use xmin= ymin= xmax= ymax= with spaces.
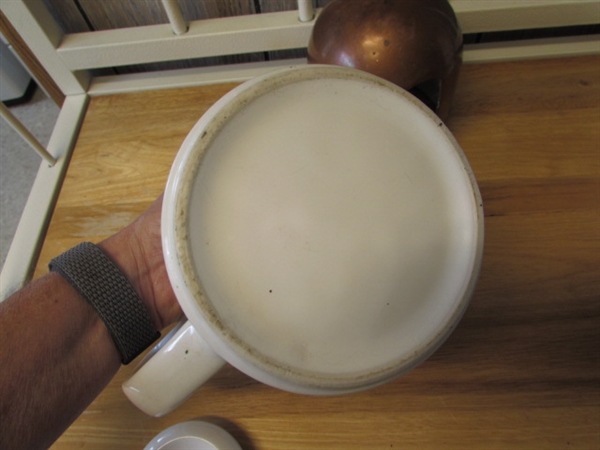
xmin=162 ymin=65 xmax=483 ymax=394
xmin=143 ymin=421 xmax=242 ymax=450
xmin=123 ymin=321 xmax=225 ymax=417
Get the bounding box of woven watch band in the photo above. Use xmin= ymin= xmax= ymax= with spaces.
xmin=49 ymin=242 xmax=160 ymax=364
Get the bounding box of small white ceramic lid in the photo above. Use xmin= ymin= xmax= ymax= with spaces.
xmin=144 ymin=421 xmax=242 ymax=450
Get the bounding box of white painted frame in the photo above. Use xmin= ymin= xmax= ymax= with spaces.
xmin=0 ymin=95 xmax=88 ymax=299
xmin=1 ymin=0 xmax=599 ymax=298
xmin=3 ymin=0 xmax=600 ymax=95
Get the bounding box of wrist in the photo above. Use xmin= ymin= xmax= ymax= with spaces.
xmin=49 ymin=242 xmax=160 ymax=364
xmin=96 ymin=196 xmax=181 ymax=331
xmin=97 ymin=227 xmax=161 ymax=329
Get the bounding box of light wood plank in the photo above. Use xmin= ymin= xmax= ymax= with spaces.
xmin=33 ymin=82 xmax=240 ymax=281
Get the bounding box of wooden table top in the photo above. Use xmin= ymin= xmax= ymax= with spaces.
xmin=39 ymin=55 xmax=599 ymax=449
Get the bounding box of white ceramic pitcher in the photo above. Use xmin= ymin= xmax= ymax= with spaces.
xmin=123 ymin=65 xmax=484 ymax=417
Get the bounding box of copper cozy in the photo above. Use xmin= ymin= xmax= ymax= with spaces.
xmin=307 ymin=0 xmax=463 ymax=120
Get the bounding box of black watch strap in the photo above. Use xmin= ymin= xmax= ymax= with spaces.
xmin=49 ymin=242 xmax=160 ymax=364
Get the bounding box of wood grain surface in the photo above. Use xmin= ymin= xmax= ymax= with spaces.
xmin=36 ymin=55 xmax=599 ymax=449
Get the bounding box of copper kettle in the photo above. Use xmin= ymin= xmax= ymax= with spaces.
xmin=307 ymin=0 xmax=463 ymax=120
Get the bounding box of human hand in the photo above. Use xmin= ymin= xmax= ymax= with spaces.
xmin=98 ymin=195 xmax=182 ymax=330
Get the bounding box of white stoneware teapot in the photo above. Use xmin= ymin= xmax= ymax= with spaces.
xmin=123 ymin=65 xmax=484 ymax=417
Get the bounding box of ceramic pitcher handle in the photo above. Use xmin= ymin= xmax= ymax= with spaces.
xmin=122 ymin=320 xmax=225 ymax=417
